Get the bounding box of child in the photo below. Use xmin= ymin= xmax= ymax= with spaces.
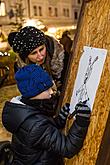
xmin=2 ymin=64 xmax=91 ymax=165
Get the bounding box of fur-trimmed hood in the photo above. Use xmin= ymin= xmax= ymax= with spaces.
xmin=49 ymin=36 xmax=64 ymax=79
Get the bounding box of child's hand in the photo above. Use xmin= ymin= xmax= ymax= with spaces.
xmin=74 ymin=101 xmax=91 ymax=127
xmin=59 ymin=103 xmax=70 ymax=120
xmin=75 ymin=101 xmax=91 ymax=119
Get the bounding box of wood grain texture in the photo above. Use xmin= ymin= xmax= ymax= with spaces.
xmin=63 ymin=0 xmax=110 ymax=164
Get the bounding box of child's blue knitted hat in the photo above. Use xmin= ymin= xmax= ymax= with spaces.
xmin=15 ymin=64 xmax=53 ymax=98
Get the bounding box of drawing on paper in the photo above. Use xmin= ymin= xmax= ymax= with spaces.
xmin=76 ymin=55 xmax=98 ymax=102
xmin=70 ymin=46 xmax=107 ymax=114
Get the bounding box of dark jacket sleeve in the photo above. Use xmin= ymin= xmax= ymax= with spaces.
xmin=53 ymin=103 xmax=70 ymax=129
xmin=30 ymin=116 xmax=89 ymax=159
xmin=53 ymin=114 xmax=68 ymax=129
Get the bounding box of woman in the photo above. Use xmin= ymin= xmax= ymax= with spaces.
xmin=8 ymin=26 xmax=65 ymax=92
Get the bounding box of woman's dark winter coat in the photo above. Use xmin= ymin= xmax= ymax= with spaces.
xmin=2 ymin=98 xmax=89 ymax=165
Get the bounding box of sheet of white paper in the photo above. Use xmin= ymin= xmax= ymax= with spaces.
xmin=70 ymin=46 xmax=107 ymax=114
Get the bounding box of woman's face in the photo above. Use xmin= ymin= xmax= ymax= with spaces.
xmin=28 ymin=44 xmax=47 ymax=64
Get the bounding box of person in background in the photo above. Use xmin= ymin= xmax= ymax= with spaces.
xmin=8 ymin=26 xmax=65 ymax=93
xmin=59 ymin=31 xmax=73 ymax=82
xmin=2 ymin=64 xmax=91 ymax=165
xmin=60 ymin=30 xmax=72 ymax=55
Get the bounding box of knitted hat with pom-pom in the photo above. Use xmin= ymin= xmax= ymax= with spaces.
xmin=8 ymin=26 xmax=46 ymax=62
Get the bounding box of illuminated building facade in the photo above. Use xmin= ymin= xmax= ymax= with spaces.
xmin=0 ymin=0 xmax=82 ymax=37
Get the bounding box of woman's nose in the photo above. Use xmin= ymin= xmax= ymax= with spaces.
xmin=37 ymin=51 xmax=42 ymax=56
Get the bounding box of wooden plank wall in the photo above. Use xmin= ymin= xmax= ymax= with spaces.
xmin=63 ymin=0 xmax=110 ymax=164
xmin=95 ymin=112 xmax=110 ymax=165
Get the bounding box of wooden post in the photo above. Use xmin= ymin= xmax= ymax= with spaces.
xmin=96 ymin=112 xmax=110 ymax=165
xmin=63 ymin=0 xmax=110 ymax=164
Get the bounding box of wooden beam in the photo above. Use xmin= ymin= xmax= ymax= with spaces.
xmin=96 ymin=112 xmax=110 ymax=165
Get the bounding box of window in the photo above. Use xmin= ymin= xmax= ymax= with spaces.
xmin=48 ymin=7 xmax=52 ymax=16
xmin=55 ymin=8 xmax=58 ymax=17
xmin=0 ymin=2 xmax=6 ymax=16
xmin=33 ymin=6 xmax=37 ymax=16
xmin=39 ymin=6 xmax=42 ymax=16
xmin=63 ymin=8 xmax=69 ymax=17
xmin=33 ymin=6 xmax=42 ymax=16
xmin=74 ymin=11 xmax=78 ymax=20
xmin=78 ymin=0 xmax=81 ymax=4
xmin=67 ymin=9 xmax=69 ymax=17
xmin=63 ymin=8 xmax=66 ymax=16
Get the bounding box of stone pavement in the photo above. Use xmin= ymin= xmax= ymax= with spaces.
xmin=0 ymin=84 xmax=20 ymax=141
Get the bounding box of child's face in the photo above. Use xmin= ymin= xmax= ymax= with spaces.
xmin=28 ymin=44 xmax=47 ymax=64
xmin=31 ymin=87 xmax=54 ymax=100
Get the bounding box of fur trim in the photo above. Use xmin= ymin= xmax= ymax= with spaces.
xmin=50 ymin=37 xmax=64 ymax=79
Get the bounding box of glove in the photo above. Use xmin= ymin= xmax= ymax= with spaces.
xmin=59 ymin=103 xmax=70 ymax=120
xmin=75 ymin=101 xmax=91 ymax=118
xmin=75 ymin=101 xmax=91 ymax=127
